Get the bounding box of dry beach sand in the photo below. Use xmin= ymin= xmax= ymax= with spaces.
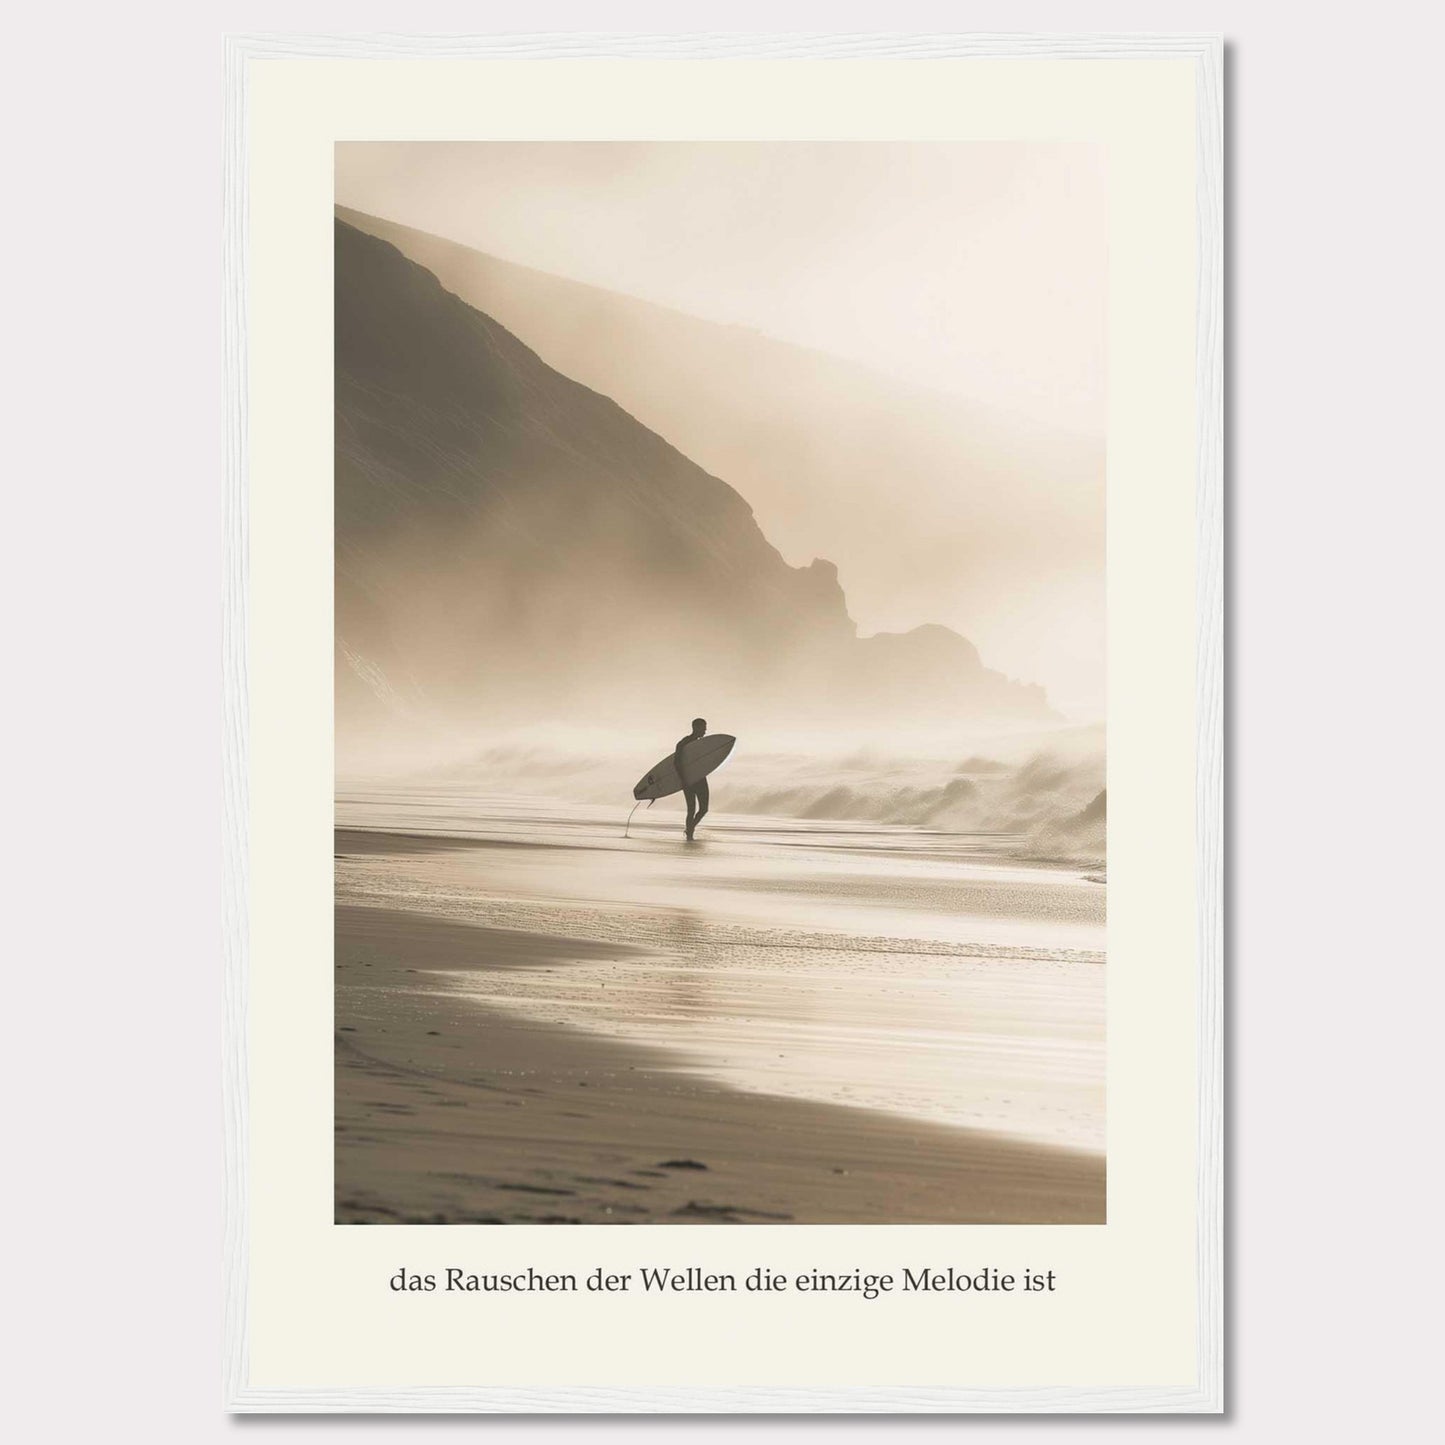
xmin=335 ymin=793 xmax=1105 ymax=1225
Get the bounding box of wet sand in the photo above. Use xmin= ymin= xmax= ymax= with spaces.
xmin=335 ymin=794 xmax=1105 ymax=1225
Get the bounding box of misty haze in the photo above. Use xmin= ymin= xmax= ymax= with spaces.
xmin=333 ymin=144 xmax=1106 ymax=1226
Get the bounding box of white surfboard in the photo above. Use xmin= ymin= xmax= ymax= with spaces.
xmin=632 ymin=734 xmax=736 ymax=801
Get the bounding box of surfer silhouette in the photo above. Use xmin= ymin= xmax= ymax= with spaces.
xmin=676 ymin=718 xmax=710 ymax=841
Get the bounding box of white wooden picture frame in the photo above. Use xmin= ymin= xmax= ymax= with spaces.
xmin=223 ymin=31 xmax=1223 ymax=1413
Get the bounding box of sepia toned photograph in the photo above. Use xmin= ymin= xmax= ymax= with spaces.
xmin=333 ymin=141 xmax=1107 ymax=1226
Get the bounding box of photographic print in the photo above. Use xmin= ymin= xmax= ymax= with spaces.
xmin=332 ymin=141 xmax=1108 ymax=1227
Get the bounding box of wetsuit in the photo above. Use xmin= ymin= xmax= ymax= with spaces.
xmin=675 ymin=734 xmax=710 ymax=838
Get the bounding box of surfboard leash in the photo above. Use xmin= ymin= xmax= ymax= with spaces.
xmin=623 ymin=798 xmax=653 ymax=839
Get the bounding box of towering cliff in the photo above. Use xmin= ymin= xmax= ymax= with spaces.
xmin=335 ymin=219 xmax=1051 ymax=754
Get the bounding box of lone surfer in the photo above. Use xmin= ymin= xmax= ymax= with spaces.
xmin=676 ymin=718 xmax=710 ymax=841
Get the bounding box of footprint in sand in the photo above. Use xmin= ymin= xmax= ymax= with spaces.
xmin=671 ymin=1201 xmax=793 ymax=1221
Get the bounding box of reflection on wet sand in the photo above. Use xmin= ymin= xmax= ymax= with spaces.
xmin=334 ymin=789 xmax=1105 ymax=1224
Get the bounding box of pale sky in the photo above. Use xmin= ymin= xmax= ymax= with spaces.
xmin=335 ymin=142 xmax=1106 ymax=435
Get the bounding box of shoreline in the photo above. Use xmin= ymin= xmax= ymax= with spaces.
xmin=335 ymin=900 xmax=1105 ymax=1225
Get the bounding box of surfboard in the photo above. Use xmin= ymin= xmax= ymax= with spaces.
xmin=632 ymin=734 xmax=736 ymax=801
